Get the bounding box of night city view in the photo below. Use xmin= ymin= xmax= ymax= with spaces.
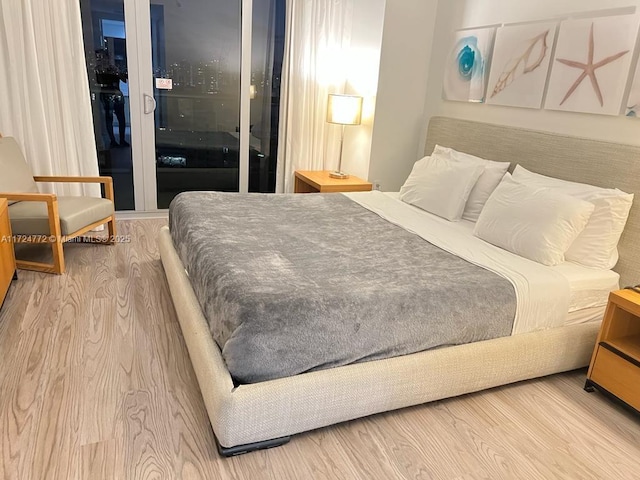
xmin=81 ymin=0 xmax=285 ymax=209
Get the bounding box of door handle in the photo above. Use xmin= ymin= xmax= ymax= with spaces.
xmin=143 ymin=94 xmax=157 ymax=114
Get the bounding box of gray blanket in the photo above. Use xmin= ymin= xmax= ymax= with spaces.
xmin=169 ymin=192 xmax=516 ymax=384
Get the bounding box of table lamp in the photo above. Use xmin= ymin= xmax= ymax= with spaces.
xmin=326 ymin=94 xmax=363 ymax=179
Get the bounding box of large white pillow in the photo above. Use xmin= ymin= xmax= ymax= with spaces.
xmin=512 ymin=165 xmax=634 ymax=269
xmin=433 ymin=145 xmax=510 ymax=222
xmin=474 ymin=175 xmax=595 ymax=266
xmin=400 ymin=155 xmax=484 ymax=221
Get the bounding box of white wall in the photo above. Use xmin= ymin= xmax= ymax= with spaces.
xmin=340 ymin=0 xmax=386 ymax=180
xmin=367 ymin=0 xmax=440 ymax=191
xmin=421 ymin=0 xmax=640 ymax=159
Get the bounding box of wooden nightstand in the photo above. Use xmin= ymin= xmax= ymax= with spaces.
xmin=294 ymin=170 xmax=373 ymax=193
xmin=585 ymin=289 xmax=640 ymax=413
xmin=0 ymin=199 xmax=17 ymax=307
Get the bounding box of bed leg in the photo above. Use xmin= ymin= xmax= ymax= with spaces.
xmin=584 ymin=379 xmax=596 ymax=393
xmin=216 ymin=435 xmax=291 ymax=457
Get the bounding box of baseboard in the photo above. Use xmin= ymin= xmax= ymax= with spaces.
xmin=116 ymin=210 xmax=169 ymax=221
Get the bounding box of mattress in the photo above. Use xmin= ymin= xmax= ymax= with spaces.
xmin=169 ymin=191 xmax=518 ymax=383
xmin=551 ymin=262 xmax=620 ymax=312
xmin=169 ymin=190 xmax=616 ymax=383
xmin=357 ymin=192 xmax=618 ymax=329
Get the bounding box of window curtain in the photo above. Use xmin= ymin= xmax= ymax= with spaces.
xmin=275 ymin=0 xmax=353 ymax=193
xmin=0 ymin=0 xmax=100 ymax=198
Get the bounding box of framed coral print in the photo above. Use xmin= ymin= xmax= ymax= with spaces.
xmin=486 ymin=22 xmax=557 ymax=109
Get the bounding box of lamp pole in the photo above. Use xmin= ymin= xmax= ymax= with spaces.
xmin=338 ymin=124 xmax=345 ymax=174
xmin=326 ymin=93 xmax=363 ymax=179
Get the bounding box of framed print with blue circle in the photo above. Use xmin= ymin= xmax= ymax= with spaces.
xmin=443 ymin=27 xmax=496 ymax=103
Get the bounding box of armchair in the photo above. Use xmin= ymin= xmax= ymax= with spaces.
xmin=0 ymin=135 xmax=116 ymax=274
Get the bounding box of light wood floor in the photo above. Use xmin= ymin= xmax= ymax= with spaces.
xmin=1 ymin=219 xmax=639 ymax=479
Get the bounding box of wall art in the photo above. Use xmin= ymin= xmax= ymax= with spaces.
xmin=486 ymin=22 xmax=557 ymax=108
xmin=443 ymin=27 xmax=496 ymax=103
xmin=545 ymin=15 xmax=640 ymax=115
xmin=626 ymin=58 xmax=640 ymax=117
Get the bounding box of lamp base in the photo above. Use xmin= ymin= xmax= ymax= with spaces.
xmin=329 ymin=171 xmax=350 ymax=179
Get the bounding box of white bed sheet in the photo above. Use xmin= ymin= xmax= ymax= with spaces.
xmin=344 ymin=191 xmax=616 ymax=334
xmin=565 ymin=305 xmax=607 ymax=326
xmin=551 ymin=262 xmax=619 ymax=312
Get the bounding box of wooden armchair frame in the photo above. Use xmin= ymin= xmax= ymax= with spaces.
xmin=0 ymin=176 xmax=116 ymax=274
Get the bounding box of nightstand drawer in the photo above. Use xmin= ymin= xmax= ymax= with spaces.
xmin=591 ymin=345 xmax=640 ymax=411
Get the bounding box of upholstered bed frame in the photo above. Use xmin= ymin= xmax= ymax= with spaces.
xmin=158 ymin=117 xmax=640 ymax=455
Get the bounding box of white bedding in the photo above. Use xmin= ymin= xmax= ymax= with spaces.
xmin=551 ymin=262 xmax=619 ymax=312
xmin=345 ymin=191 xmax=616 ymax=334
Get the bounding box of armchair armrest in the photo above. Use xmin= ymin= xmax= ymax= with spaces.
xmin=33 ymin=176 xmax=114 ymax=202
xmin=33 ymin=175 xmax=112 ymax=184
xmin=0 ymin=192 xmax=57 ymax=204
xmin=0 ymin=192 xmax=62 ymax=240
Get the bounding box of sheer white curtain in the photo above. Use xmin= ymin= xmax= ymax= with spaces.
xmin=276 ymin=0 xmax=353 ymax=193
xmin=0 ymin=0 xmax=100 ymax=197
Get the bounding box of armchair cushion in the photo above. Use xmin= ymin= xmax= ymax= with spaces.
xmin=8 ymin=196 xmax=114 ymax=236
xmin=0 ymin=137 xmax=39 ymax=204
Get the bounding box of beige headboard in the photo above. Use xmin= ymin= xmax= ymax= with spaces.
xmin=425 ymin=116 xmax=640 ymax=288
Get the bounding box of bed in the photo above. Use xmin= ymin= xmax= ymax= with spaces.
xmin=158 ymin=117 xmax=640 ymax=455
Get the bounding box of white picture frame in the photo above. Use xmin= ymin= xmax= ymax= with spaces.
xmin=545 ymin=14 xmax=640 ymax=116
xmin=486 ymin=22 xmax=557 ymax=109
xmin=443 ymin=27 xmax=496 ymax=103
xmin=626 ymin=58 xmax=640 ymax=118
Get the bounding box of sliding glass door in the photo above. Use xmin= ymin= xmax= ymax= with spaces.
xmin=80 ymin=0 xmax=284 ymax=211
xmin=147 ymin=0 xmax=242 ymax=208
xmin=80 ymin=0 xmax=135 ymax=211
xmin=249 ymin=0 xmax=286 ymax=193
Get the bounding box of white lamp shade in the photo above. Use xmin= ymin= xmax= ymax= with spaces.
xmin=327 ymin=94 xmax=363 ymax=125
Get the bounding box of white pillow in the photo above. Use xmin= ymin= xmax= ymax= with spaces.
xmin=512 ymin=165 xmax=633 ymax=269
xmin=433 ymin=145 xmax=510 ymax=222
xmin=474 ymin=175 xmax=595 ymax=266
xmin=400 ymin=155 xmax=484 ymax=221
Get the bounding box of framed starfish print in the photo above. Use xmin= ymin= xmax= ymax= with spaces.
xmin=545 ymin=14 xmax=640 ymax=116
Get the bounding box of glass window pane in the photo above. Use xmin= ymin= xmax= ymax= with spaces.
xmin=80 ymin=0 xmax=135 ymax=211
xmin=151 ymin=0 xmax=242 ymax=208
xmin=248 ymin=0 xmax=286 ymax=193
